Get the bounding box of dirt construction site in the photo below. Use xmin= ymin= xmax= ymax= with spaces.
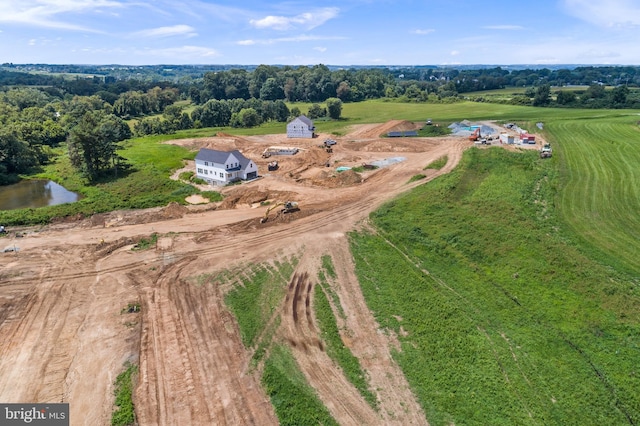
xmin=0 ymin=120 xmax=542 ymax=425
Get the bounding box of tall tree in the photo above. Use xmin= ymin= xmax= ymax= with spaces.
xmin=533 ymin=84 xmax=551 ymax=106
xmin=325 ymin=98 xmax=343 ymax=119
xmin=68 ymin=111 xmax=129 ymax=181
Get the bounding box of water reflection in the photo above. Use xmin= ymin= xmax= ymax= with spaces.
xmin=0 ymin=180 xmax=80 ymax=211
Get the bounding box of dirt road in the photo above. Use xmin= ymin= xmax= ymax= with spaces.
xmin=0 ymin=122 xmax=471 ymax=425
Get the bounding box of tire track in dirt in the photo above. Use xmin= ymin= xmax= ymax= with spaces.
xmin=0 ymin=134 xmax=470 ymax=425
xmin=133 ymin=256 xmax=277 ymax=425
xmin=323 ymin=236 xmax=428 ymax=425
xmin=280 ymin=263 xmax=381 ymax=426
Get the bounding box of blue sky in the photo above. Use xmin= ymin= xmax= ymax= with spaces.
xmin=1 ymin=0 xmax=640 ymax=65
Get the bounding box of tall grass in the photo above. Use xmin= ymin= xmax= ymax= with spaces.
xmin=262 ymin=344 xmax=339 ymax=426
xmin=315 ymin=256 xmax=377 ymax=408
xmin=350 ymin=147 xmax=640 ymax=425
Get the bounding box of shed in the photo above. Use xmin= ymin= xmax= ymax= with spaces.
xmin=500 ymin=134 xmax=515 ymax=144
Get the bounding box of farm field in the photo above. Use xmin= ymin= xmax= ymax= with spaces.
xmin=0 ymin=101 xmax=639 ymax=425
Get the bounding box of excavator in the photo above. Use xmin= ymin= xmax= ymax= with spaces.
xmin=469 ymin=127 xmax=481 ymax=142
xmin=260 ymin=201 xmax=299 ymax=223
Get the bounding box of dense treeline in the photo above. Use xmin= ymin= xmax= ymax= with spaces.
xmin=2 ymin=63 xmax=640 ymax=184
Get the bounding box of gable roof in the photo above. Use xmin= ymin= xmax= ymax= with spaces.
xmin=292 ymin=115 xmax=313 ymax=127
xmin=195 ymin=148 xmax=251 ymax=166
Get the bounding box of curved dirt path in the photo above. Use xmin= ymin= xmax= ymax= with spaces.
xmin=0 ymin=128 xmax=471 ymax=425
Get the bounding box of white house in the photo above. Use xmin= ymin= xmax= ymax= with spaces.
xmin=195 ymin=148 xmax=258 ymax=186
xmin=286 ymin=115 xmax=315 ymax=138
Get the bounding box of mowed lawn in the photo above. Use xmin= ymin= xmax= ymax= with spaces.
xmin=547 ymin=116 xmax=640 ymax=273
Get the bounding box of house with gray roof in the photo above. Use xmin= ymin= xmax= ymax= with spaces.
xmin=194 ymin=148 xmax=258 ymax=186
xmin=286 ymin=115 xmax=315 ymax=138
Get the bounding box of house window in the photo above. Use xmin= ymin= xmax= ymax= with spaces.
xmin=204 ymin=170 xmax=208 ymax=175
xmin=204 ymin=161 xmax=209 ymax=166
xmin=197 ymin=168 xmax=203 ymax=173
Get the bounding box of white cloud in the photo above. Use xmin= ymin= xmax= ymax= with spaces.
xmin=482 ymin=25 xmax=524 ymax=30
xmin=133 ymin=25 xmax=197 ymax=38
xmin=411 ymin=29 xmax=435 ymax=35
xmin=450 ymin=50 xmax=460 ymax=56
xmin=562 ymin=0 xmax=640 ymax=28
xmin=141 ymin=45 xmax=218 ymax=58
xmin=236 ymin=34 xmax=345 ymax=45
xmin=250 ymin=7 xmax=339 ymax=31
xmin=0 ymin=0 xmax=125 ymax=31
xmin=314 ymin=46 xmax=327 ymax=52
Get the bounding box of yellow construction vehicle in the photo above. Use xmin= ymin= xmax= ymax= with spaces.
xmin=260 ymin=201 xmax=299 ymax=223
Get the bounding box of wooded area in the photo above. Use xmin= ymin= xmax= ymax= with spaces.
xmin=2 ymin=63 xmax=640 ymax=184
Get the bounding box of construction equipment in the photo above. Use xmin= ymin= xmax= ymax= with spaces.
xmin=260 ymin=201 xmax=299 ymax=223
xmin=261 ymin=150 xmax=272 ymax=158
xmin=268 ymin=161 xmax=279 ymax=171
xmin=469 ymin=127 xmax=481 ymax=141
xmin=540 ymin=143 xmax=552 ymax=158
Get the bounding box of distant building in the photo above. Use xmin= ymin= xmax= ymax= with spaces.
xmin=195 ymin=148 xmax=258 ymax=186
xmin=287 ymin=115 xmax=315 ymax=138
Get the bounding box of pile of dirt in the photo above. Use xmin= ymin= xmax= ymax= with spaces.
xmin=161 ymin=202 xmax=188 ymax=219
xmin=219 ymin=187 xmax=298 ymax=209
xmin=311 ymin=169 xmax=362 ymax=188
xmin=351 ymin=120 xmax=421 ymax=139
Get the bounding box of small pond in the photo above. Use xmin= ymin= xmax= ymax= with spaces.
xmin=0 ymin=180 xmax=81 ymax=211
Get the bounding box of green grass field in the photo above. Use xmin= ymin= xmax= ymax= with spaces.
xmin=545 ymin=116 xmax=640 ymax=273
xmin=350 ymin=145 xmax=640 ymax=425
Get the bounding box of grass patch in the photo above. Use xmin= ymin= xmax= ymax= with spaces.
xmin=111 ymin=362 xmax=137 ymax=426
xmin=314 ymin=282 xmax=378 ymax=408
xmin=224 ymin=259 xmax=295 ymax=347
xmin=262 ymin=344 xmax=338 ymax=426
xmin=425 ymin=155 xmax=448 ymax=170
xmin=350 ymin=147 xmax=640 ymax=425
xmin=178 ymin=171 xmax=194 ymax=181
xmin=418 ymin=124 xmax=451 ymax=137
xmin=321 ymin=254 xmax=337 ymax=280
xmin=407 ymin=174 xmax=426 ymax=183
xmin=199 ymin=190 xmax=223 ymax=202
xmin=132 ymin=233 xmax=158 ymax=251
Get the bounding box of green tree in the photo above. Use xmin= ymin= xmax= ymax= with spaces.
xmin=290 ymin=106 xmax=301 ymax=119
xmin=325 ymin=98 xmax=343 ymax=119
xmin=68 ymin=111 xmax=129 ymax=181
xmin=611 ymin=85 xmax=629 ymax=106
xmin=307 ymin=103 xmax=326 ymax=119
xmin=0 ymin=131 xmax=37 ymax=183
xmin=533 ymin=84 xmax=551 ymax=106
xmin=556 ymin=90 xmax=577 ymax=105
xmin=259 ymin=77 xmax=284 ymax=101
xmin=230 ymin=108 xmax=261 ymax=128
